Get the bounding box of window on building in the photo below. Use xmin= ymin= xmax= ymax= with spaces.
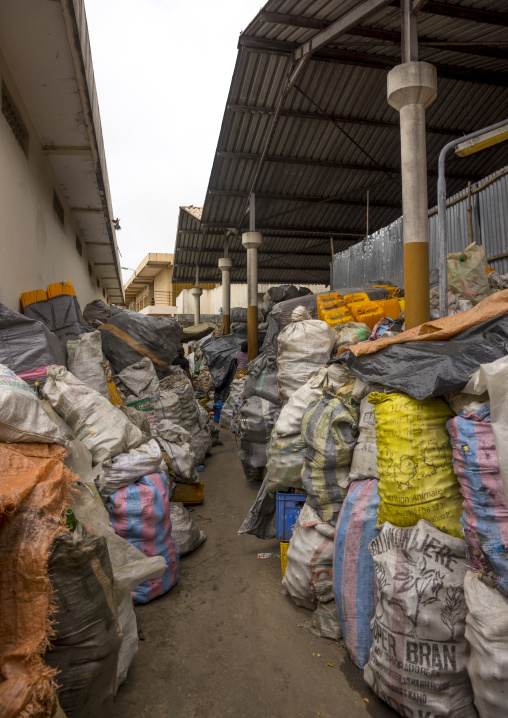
xmin=103 ymin=288 xmax=106 ymax=298
xmin=2 ymin=81 xmax=28 ymax=156
xmin=76 ymin=235 xmax=82 ymax=257
xmin=53 ymin=191 xmax=64 ymax=225
xmin=88 ymin=262 xmax=92 ymax=278
xmin=96 ymin=277 xmax=100 ymax=288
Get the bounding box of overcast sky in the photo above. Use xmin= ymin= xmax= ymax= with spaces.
xmin=84 ymin=0 xmax=263 ymax=285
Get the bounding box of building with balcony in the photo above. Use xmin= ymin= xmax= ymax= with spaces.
xmin=123 ymin=253 xmax=217 ymax=317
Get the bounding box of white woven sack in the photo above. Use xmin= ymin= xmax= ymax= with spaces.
xmin=365 ymin=520 xmax=475 ymax=718
xmin=44 ymin=365 xmax=143 ymax=464
xmin=170 ymin=381 xmax=199 ymax=430
xmin=0 ymin=364 xmax=66 ymax=444
xmin=170 ymin=502 xmax=206 ymax=556
xmin=117 ymin=357 xmax=159 ymax=397
xmin=67 ymin=331 xmax=109 ymax=399
xmin=282 ymin=503 xmax=335 ymax=610
xmin=346 ymin=394 xmax=379 ymax=485
xmin=277 ymin=307 xmax=336 ymax=400
xmin=152 ymin=419 xmax=195 ymax=480
xmin=275 ymin=364 xmax=354 ymax=437
xmin=464 ymin=571 xmax=508 ymax=718
xmin=97 ymin=440 xmax=163 ymax=497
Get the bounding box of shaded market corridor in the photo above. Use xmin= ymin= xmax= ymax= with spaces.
xmin=112 ymin=429 xmax=395 ymax=718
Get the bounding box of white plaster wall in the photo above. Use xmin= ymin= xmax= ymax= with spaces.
xmin=0 ymin=48 xmax=107 ymax=313
xmin=176 ymin=283 xmax=328 ymax=315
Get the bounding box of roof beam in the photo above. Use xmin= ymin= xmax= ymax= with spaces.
xmin=204 ymin=223 xmax=367 ymax=236
xmin=257 ymin=11 xmax=329 ymax=31
xmin=239 ymin=37 xmax=508 ymax=86
xmin=346 ymin=26 xmax=508 ymax=61
xmin=215 ymin=150 xmax=476 ymax=181
xmin=293 ymin=0 xmax=393 ymax=62
xmin=176 ymin=262 xmax=331 ymax=271
xmin=71 ymin=207 xmax=104 ymax=213
xmin=42 ymin=145 xmax=92 ymax=156
xmin=175 ymin=248 xmax=346 ymax=258
xmin=227 ymin=103 xmax=465 ymax=136
xmin=418 ymin=1 xmax=508 ymax=27
xmin=255 ymin=12 xmax=507 ymax=60
xmin=208 ymin=189 xmax=399 ymax=209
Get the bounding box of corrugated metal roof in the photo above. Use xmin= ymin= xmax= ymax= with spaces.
xmin=173 ymin=0 xmax=508 ymax=283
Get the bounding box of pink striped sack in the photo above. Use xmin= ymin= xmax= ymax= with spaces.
xmin=107 ymin=473 xmax=179 ymax=603
xmin=333 ymin=479 xmax=379 ymax=668
xmin=447 ymin=404 xmax=508 ymax=596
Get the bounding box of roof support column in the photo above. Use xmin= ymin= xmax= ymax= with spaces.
xmin=388 ymin=61 xmax=436 ymax=329
xmin=242 ymin=231 xmax=262 ymax=361
xmin=218 ymin=257 xmax=232 ymax=335
xmin=191 ymin=264 xmax=202 ymax=326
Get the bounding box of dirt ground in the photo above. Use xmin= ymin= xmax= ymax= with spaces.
xmin=112 ymin=429 xmax=396 ymax=718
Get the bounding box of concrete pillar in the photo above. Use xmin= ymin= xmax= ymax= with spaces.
xmin=242 ymin=231 xmax=262 ymax=361
xmin=191 ymin=286 xmax=202 ymax=326
xmin=387 ymin=61 xmax=437 ymax=329
xmin=218 ymin=257 xmax=232 ymax=335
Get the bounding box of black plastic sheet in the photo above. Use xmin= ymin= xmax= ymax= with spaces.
xmin=24 ymin=295 xmax=92 ymax=347
xmin=201 ymin=331 xmax=266 ymax=402
xmin=83 ymin=299 xmax=112 ymax=324
xmin=237 ymin=476 xmax=276 ymax=539
xmin=0 ymin=303 xmax=66 ymax=383
xmin=99 ymin=308 xmax=182 ymax=376
xmin=339 ymin=313 xmax=508 ymax=400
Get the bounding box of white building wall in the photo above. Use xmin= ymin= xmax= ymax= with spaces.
xmin=176 ymin=283 xmax=328 ymax=316
xmin=0 ymin=48 xmax=107 ymax=312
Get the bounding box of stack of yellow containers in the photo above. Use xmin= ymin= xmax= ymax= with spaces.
xmin=317 ymin=289 xmax=403 ymax=332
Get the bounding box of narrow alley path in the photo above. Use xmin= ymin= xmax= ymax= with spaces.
xmin=112 ymin=430 xmax=396 ymax=718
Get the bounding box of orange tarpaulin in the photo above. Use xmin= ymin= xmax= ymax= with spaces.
xmin=0 ymin=443 xmax=73 ymax=718
xmin=338 ymin=289 xmax=508 ymax=358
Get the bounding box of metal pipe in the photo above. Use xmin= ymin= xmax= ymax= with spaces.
xmin=437 ymin=118 xmax=508 ymax=318
xmin=467 ymin=181 xmax=474 ymax=244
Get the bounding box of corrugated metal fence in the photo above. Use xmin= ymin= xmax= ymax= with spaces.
xmin=332 ymin=167 xmax=508 ymax=289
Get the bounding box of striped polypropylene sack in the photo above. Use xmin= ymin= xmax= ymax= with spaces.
xmin=107 ymin=473 xmax=179 ymax=604
xmin=301 ymin=391 xmax=358 ymax=523
xmin=333 ymin=479 xmax=379 ymax=668
xmin=448 ymin=404 xmax=508 ymax=596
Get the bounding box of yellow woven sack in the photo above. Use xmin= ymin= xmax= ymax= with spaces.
xmin=370 ymin=392 xmax=463 ymax=538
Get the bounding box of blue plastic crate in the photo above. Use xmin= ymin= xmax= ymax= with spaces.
xmin=276 ymin=492 xmax=307 ymax=541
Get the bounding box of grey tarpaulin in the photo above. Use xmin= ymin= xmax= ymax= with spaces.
xmin=237 ymin=476 xmax=276 ymax=539
xmin=0 ymin=303 xmax=66 ymax=385
xmin=98 ymin=308 xmax=182 ymax=376
xmin=201 ymin=331 xmax=266 ymax=403
xmin=338 ymin=314 xmax=508 ymax=400
xmin=230 ymin=307 xmax=263 ymax=323
xmin=243 ymin=349 xmax=281 ymax=406
xmin=24 ymin=295 xmax=92 ymax=346
xmin=263 ymin=285 xmax=299 ymax=303
xmin=83 ymin=299 xmax=112 ymax=324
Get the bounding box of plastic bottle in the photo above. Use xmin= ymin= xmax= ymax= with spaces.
xmin=65 ymin=508 xmax=77 ymax=532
